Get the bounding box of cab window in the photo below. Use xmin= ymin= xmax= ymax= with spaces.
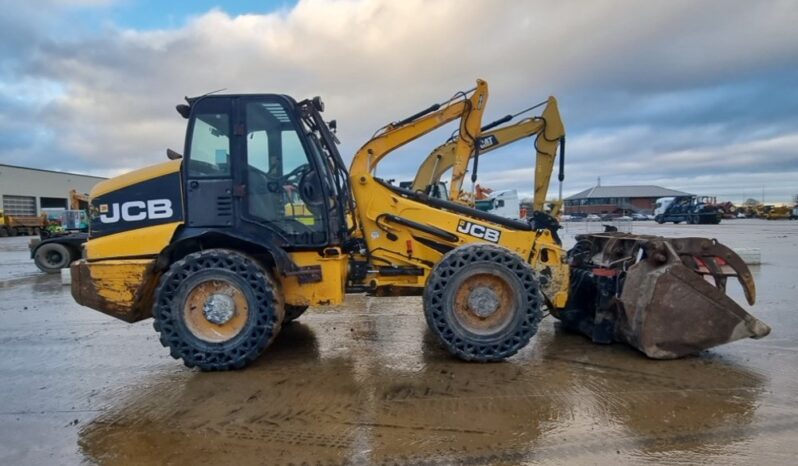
xmin=245 ymin=100 xmax=325 ymax=236
xmin=188 ymin=113 xmax=231 ymax=177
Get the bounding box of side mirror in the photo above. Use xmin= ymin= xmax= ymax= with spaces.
xmin=176 ymin=104 xmax=190 ymax=119
xmin=166 ymin=148 xmax=183 ymax=160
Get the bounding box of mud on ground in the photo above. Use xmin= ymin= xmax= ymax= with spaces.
xmin=0 ymin=219 xmax=797 ymax=465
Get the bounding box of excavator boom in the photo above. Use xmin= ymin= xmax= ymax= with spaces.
xmin=410 ymin=96 xmax=564 ymax=210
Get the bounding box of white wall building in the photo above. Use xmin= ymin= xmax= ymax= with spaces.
xmin=0 ymin=164 xmax=105 ymax=216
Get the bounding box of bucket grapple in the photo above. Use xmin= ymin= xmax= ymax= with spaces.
xmin=559 ymin=232 xmax=770 ymax=359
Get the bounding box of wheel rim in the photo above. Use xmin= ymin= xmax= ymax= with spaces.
xmin=183 ymin=279 xmax=249 ymax=343
xmin=452 ymin=273 xmax=516 ymax=335
xmin=46 ymin=251 xmax=64 ymax=267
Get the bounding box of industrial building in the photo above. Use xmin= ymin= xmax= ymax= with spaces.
xmin=565 ymin=184 xmax=692 ymax=215
xmin=0 ymin=164 xmax=105 ymax=216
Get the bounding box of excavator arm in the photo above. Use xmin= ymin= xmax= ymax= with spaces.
xmin=530 ymin=97 xmax=564 ymax=213
xmin=410 ymin=97 xmax=564 ymax=212
xmin=410 ymin=116 xmax=545 ymax=194
xmin=69 ymin=189 xmax=89 ymax=211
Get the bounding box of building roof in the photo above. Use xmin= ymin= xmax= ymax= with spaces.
xmin=0 ymin=163 xmax=106 ymax=180
xmin=566 ymin=185 xmax=692 ymax=200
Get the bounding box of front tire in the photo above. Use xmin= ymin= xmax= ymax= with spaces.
xmin=152 ymin=249 xmax=284 ymax=371
xmin=423 ymin=244 xmax=542 ymax=362
xmin=34 ymin=242 xmax=73 ymax=273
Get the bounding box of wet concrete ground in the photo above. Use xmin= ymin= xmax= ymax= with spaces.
xmin=0 ymin=219 xmax=796 ymax=465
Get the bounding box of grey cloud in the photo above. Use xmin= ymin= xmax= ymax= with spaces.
xmin=1 ymin=0 xmax=797 ymax=202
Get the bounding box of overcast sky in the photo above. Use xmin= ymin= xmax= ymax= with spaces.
xmin=1 ymin=0 xmax=796 ymax=203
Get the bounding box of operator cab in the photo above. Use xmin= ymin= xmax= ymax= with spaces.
xmin=178 ymin=94 xmax=351 ymax=249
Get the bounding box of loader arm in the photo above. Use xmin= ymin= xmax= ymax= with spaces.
xmin=350 ymin=80 xmax=488 ymax=182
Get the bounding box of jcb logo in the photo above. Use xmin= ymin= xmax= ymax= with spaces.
xmin=457 ymin=220 xmax=501 ymax=243
xmin=99 ymin=199 xmax=174 ymax=224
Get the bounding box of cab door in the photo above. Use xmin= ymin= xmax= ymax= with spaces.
xmin=238 ymin=97 xmax=330 ymax=247
xmin=184 ymin=97 xmax=235 ymax=227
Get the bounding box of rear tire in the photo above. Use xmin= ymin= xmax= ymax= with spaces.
xmin=34 ymin=242 xmax=72 ymax=273
xmin=152 ymin=249 xmax=284 ymax=371
xmin=423 ymin=244 xmax=542 ymax=362
xmin=0 ymin=227 xmax=7 ymax=237
xmin=284 ymin=305 xmax=309 ymax=323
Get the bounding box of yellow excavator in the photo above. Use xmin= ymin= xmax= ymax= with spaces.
xmin=70 ymin=80 xmax=770 ymax=370
xmin=411 ymin=97 xmax=564 ymax=214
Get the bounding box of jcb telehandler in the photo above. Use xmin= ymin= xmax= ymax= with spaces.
xmin=71 ymin=80 xmax=770 ymax=370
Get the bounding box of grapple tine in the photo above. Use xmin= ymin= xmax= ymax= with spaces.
xmin=669 ymin=238 xmax=756 ymax=305
xmin=702 ymin=256 xmax=727 ymax=292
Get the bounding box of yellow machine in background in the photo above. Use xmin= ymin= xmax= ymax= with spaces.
xmin=411 ymin=97 xmax=564 ymax=213
xmin=0 ymin=210 xmax=46 ymax=237
xmin=71 ymin=80 xmax=769 ymax=371
xmin=763 ymin=205 xmax=793 ymax=220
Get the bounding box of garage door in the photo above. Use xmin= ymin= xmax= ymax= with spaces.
xmin=2 ymin=195 xmax=37 ymax=216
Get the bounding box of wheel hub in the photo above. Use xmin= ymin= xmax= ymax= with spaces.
xmin=452 ymin=272 xmax=517 ymax=335
xmin=468 ymin=286 xmax=500 ymax=317
xmin=183 ymin=279 xmax=249 ymax=343
xmin=203 ymin=293 xmax=236 ymax=325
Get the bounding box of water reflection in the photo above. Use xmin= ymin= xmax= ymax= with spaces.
xmin=79 ymin=307 xmax=766 ymax=465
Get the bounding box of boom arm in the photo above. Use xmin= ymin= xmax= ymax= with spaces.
xmin=531 ymin=97 xmax=564 ymax=213
xmin=410 ymin=97 xmax=564 ymax=212
xmin=411 ymin=117 xmax=545 ymax=194
xmin=69 ymin=189 xmax=89 ymax=210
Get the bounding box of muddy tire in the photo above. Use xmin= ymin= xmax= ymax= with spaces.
xmin=284 ymin=305 xmax=309 ymax=323
xmin=152 ymin=249 xmax=285 ymax=371
xmin=34 ymin=242 xmax=73 ymax=273
xmin=423 ymin=244 xmax=542 ymax=362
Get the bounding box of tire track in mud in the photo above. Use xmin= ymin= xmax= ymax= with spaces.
xmin=84 ymin=406 xmax=798 ymax=466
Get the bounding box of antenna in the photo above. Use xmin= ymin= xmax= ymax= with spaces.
xmin=201 ymin=88 xmax=227 ymax=97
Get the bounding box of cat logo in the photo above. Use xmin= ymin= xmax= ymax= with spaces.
xmin=477 ymin=135 xmax=499 ymax=150
xmin=456 ymin=219 xmax=501 ymax=243
xmin=99 ymin=199 xmax=174 ymax=224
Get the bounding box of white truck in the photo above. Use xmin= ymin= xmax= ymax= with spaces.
xmin=475 ymin=189 xmax=521 ymax=220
